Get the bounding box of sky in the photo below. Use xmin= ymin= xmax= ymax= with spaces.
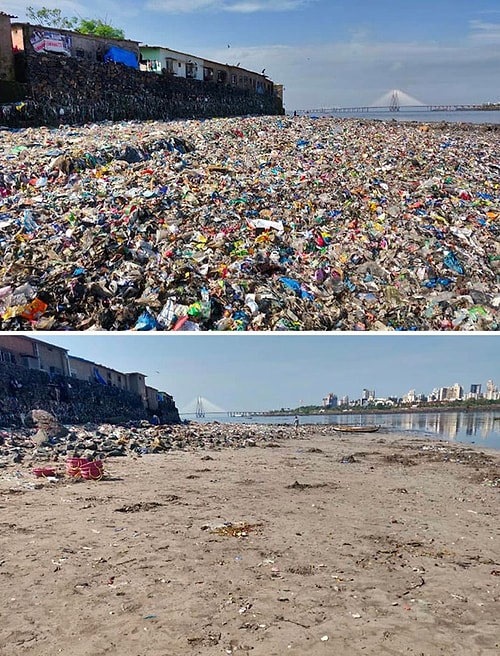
xmin=35 ymin=334 xmax=499 ymax=413
xmin=4 ymin=0 xmax=500 ymax=110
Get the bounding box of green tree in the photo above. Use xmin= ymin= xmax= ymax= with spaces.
xmin=77 ymin=19 xmax=124 ymax=40
xmin=26 ymin=6 xmax=125 ymax=39
xmin=26 ymin=6 xmax=78 ymax=30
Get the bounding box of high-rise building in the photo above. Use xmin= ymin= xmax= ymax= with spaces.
xmin=485 ymin=380 xmax=499 ymax=400
xmin=322 ymin=393 xmax=338 ymax=408
xmin=470 ymin=384 xmax=482 ymax=395
xmin=438 ymin=387 xmax=451 ymax=401
xmin=403 ymin=389 xmax=417 ymax=403
xmin=439 ymin=384 xmax=463 ymax=401
xmin=430 ymin=388 xmax=440 ymax=402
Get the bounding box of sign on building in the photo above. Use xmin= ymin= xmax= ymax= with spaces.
xmin=30 ymin=30 xmax=72 ymax=56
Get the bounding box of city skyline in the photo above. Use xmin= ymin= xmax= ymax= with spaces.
xmin=322 ymin=378 xmax=498 ymax=408
xmin=4 ymin=0 xmax=500 ymax=109
xmin=32 ymin=335 xmax=499 ymax=412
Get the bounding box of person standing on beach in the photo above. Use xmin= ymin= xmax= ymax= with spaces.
xmin=294 ymin=415 xmax=299 ymax=431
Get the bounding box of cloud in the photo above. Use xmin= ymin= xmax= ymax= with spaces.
xmin=146 ymin=0 xmax=315 ymax=13
xmin=468 ymin=19 xmax=500 ymax=42
xmin=3 ymin=0 xmax=137 ymax=22
xmin=2 ymin=0 xmax=85 ymax=19
xmin=390 ymin=61 xmax=403 ymax=72
xmin=203 ymin=36 xmax=500 ymax=109
xmin=226 ymin=0 xmax=313 ymax=11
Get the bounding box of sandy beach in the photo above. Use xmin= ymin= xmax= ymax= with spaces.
xmin=1 ymin=426 xmax=499 ymax=655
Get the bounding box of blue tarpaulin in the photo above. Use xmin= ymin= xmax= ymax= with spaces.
xmin=104 ymin=46 xmax=138 ymax=69
xmin=94 ymin=368 xmax=107 ymax=385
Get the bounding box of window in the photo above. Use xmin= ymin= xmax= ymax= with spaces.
xmin=186 ymin=62 xmax=198 ymax=78
xmin=0 ymin=350 xmax=16 ymax=364
xmin=164 ymin=58 xmax=176 ymax=73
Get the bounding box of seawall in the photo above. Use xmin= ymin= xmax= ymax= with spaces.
xmin=0 ymin=362 xmax=181 ymax=427
xmin=1 ymin=52 xmax=284 ymax=127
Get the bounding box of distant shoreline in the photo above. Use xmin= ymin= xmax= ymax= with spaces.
xmin=287 ymin=110 xmax=500 ymax=128
xmin=265 ymin=405 xmax=500 ymax=417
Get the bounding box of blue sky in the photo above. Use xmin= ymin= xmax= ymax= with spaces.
xmin=36 ymin=334 xmax=498 ymax=412
xmin=5 ymin=0 xmax=500 ymax=109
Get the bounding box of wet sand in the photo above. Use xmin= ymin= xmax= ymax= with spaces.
xmin=0 ymin=428 xmax=499 ymax=655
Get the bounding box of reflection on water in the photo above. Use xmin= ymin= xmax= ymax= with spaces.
xmin=190 ymin=411 xmax=500 ymax=450
xmin=324 ymin=411 xmax=500 ymax=448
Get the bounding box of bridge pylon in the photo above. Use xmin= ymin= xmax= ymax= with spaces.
xmin=195 ymin=396 xmax=205 ymax=418
xmin=389 ymin=90 xmax=400 ymax=112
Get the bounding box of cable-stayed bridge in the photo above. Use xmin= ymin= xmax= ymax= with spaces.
xmin=297 ymin=89 xmax=482 ymax=115
xmin=179 ymin=396 xmax=259 ymax=418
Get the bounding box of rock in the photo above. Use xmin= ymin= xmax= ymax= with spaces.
xmin=11 ymin=451 xmax=23 ymax=464
xmin=30 ymin=410 xmax=68 ymax=439
xmin=32 ymin=429 xmax=50 ymax=447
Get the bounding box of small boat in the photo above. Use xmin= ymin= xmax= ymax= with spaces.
xmin=332 ymin=425 xmax=380 ymax=433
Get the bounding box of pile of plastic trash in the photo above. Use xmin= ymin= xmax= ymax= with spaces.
xmin=0 ymin=116 xmax=498 ymax=330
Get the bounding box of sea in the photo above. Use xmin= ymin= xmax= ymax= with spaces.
xmin=290 ymin=109 xmax=500 ymax=125
xmin=186 ymin=410 xmax=500 ymax=451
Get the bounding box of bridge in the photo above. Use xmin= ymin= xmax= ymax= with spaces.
xmin=179 ymin=396 xmax=264 ymax=418
xmin=296 ymin=89 xmax=482 ymax=115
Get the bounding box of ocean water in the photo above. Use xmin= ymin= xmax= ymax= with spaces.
xmin=292 ymin=109 xmax=500 ymax=125
xmin=187 ymin=410 xmax=500 ymax=450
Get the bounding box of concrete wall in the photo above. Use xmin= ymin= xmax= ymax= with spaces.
xmin=127 ymin=372 xmax=147 ymax=401
xmin=0 ymin=335 xmax=40 ymax=362
xmin=68 ymin=356 xmax=128 ymax=389
xmin=145 ymin=386 xmax=159 ymax=411
xmin=68 ymin=356 xmax=100 ymax=383
xmin=140 ymin=48 xmax=203 ymax=80
xmin=0 ymin=13 xmax=15 ymax=81
xmin=0 ymin=336 xmax=70 ymax=376
xmin=35 ymin=340 xmax=71 ymax=377
xmin=139 ymin=46 xmax=273 ymax=94
xmin=11 ymin=23 xmax=140 ymax=62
